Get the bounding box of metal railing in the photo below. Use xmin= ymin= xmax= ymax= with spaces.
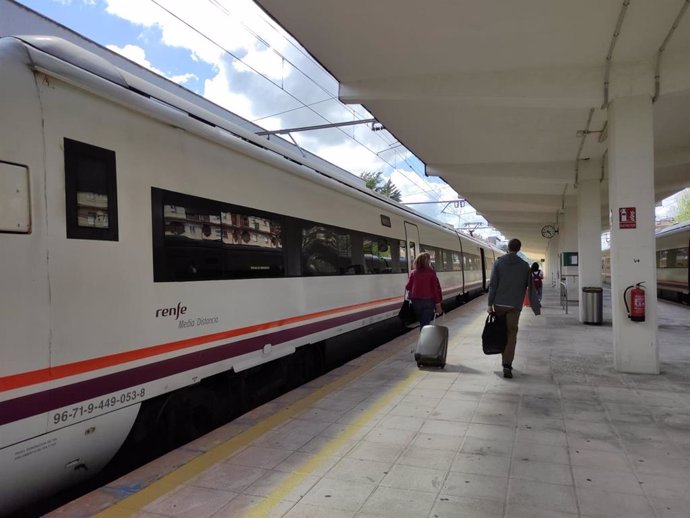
xmin=560 ymin=281 xmax=569 ymax=314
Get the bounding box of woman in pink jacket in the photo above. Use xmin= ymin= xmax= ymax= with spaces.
xmin=405 ymin=252 xmax=443 ymax=328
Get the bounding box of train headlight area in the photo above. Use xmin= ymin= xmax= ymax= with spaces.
xmin=30 ymin=287 xmax=690 ymax=518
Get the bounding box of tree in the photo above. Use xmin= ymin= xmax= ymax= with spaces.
xmin=674 ymin=189 xmax=690 ymax=223
xmin=360 ymin=171 xmax=402 ymax=202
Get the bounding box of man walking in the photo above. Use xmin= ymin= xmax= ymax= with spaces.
xmin=487 ymin=238 xmax=537 ymax=378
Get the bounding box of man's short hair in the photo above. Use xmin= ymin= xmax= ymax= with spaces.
xmin=508 ymin=238 xmax=521 ymax=252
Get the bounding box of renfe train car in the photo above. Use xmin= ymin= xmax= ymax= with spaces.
xmin=0 ymin=35 xmax=502 ymax=514
xmin=602 ymin=220 xmax=690 ymax=303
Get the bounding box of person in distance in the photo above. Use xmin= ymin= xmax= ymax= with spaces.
xmin=531 ymin=261 xmax=544 ymax=302
xmin=405 ymin=252 xmax=443 ymax=329
xmin=487 ymin=238 xmax=539 ymax=378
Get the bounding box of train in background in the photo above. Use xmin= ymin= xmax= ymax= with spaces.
xmin=602 ymin=220 xmax=690 ymax=304
xmin=0 ymin=35 xmax=503 ymax=515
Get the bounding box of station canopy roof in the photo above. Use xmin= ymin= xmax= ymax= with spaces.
xmin=255 ymin=0 xmax=690 ymax=257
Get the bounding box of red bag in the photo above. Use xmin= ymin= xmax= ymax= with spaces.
xmin=523 ymin=290 xmax=530 ymax=307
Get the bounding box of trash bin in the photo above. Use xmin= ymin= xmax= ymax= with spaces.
xmin=582 ymin=286 xmax=603 ymax=325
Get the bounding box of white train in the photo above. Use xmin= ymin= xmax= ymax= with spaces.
xmin=0 ymin=35 xmax=502 ymax=514
xmin=602 ymin=221 xmax=690 ymax=304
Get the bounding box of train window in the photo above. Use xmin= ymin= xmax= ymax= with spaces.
xmin=64 ymin=138 xmax=118 ymax=241
xmin=451 ymin=251 xmax=462 ymax=271
xmin=0 ymin=162 xmax=30 ymax=233
xmin=443 ymin=249 xmax=454 ymax=271
xmin=301 ymin=224 xmax=352 ymax=276
xmin=463 ymin=252 xmax=481 ymax=270
xmin=363 ymin=236 xmax=393 ymax=274
xmin=658 ymin=250 xmax=668 ymax=268
xmin=399 ymin=240 xmax=408 ymax=273
xmin=675 ymin=247 xmax=689 ymax=268
xmin=152 ymin=188 xmax=285 ymax=281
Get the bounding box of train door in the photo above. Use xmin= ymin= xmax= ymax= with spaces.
xmin=480 ymin=248 xmax=487 ymax=291
xmin=456 ymin=233 xmax=466 ymax=296
xmin=404 ymin=221 xmax=420 ymax=274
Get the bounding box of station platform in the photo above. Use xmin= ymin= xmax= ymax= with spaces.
xmin=48 ymin=286 xmax=690 ymax=518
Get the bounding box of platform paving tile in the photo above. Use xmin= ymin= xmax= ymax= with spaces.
xmin=224 ymin=445 xmax=294 ymax=470
xmin=443 ymin=471 xmax=508 ymax=501
xmin=460 ymin=436 xmax=513 ymax=457
xmin=141 ymin=484 xmax=237 ymax=517
xmin=398 ymin=445 xmax=455 ymax=471
xmin=571 ymin=464 xmax=645 ymax=495
xmin=507 ymin=478 xmax=578 ymax=515
xmin=429 ymin=494 xmax=504 ymax=518
xmin=324 ymin=457 xmax=391 ymax=485
xmin=273 ymin=451 xmax=341 ymax=477
xmin=299 ymin=477 xmax=375 ymax=512
xmin=409 ymin=431 xmax=463 ymax=452
xmin=648 ymin=496 xmax=690 ymax=518
xmin=419 ymin=417 xmax=469 ymax=437
xmin=357 ymin=486 xmax=437 ymax=517
xmin=575 ymin=486 xmax=657 ymax=517
xmin=513 ymin=440 xmax=570 ymax=465
xmin=213 ymin=494 xmax=293 ymax=518
xmin=451 ymin=452 xmax=511 ymax=477
xmin=188 ymin=462 xmax=266 ymax=493
xmin=509 ymin=458 xmax=573 ymax=486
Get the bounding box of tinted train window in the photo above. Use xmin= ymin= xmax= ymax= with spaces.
xmin=399 ymin=241 xmax=408 ymax=273
xmin=301 ymin=225 xmax=352 ymax=275
xmin=153 ymin=188 xmax=284 ymax=281
xmin=675 ymin=247 xmax=689 ymax=268
xmin=363 ymin=236 xmax=393 ymax=274
xmin=64 ymin=138 xmax=118 ymax=241
xmin=463 ymin=252 xmax=481 ymax=270
xmin=442 ymin=250 xmax=454 ymax=271
xmin=658 ymin=250 xmax=668 ymax=268
xmin=451 ymin=251 xmax=462 ymax=271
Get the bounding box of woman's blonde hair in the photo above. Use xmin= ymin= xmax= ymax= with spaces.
xmin=413 ymin=252 xmax=431 ymax=270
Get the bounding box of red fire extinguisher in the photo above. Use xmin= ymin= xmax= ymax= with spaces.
xmin=624 ymin=282 xmax=645 ymax=322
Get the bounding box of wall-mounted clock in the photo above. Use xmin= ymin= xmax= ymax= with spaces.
xmin=541 ymin=225 xmax=557 ymax=238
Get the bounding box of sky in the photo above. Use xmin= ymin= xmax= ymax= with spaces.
xmin=15 ymin=0 xmax=494 ymax=236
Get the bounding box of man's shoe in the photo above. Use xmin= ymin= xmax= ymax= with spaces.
xmin=503 ymin=367 xmax=513 ymax=379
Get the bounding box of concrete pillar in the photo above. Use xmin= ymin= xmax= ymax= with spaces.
xmin=576 ymin=161 xmax=603 ymax=322
xmin=607 ymin=94 xmax=659 ymax=374
xmin=558 ymin=205 xmax=579 ymax=301
xmin=545 ymin=237 xmax=559 ymax=287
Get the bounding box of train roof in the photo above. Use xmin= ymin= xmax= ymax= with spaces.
xmin=2 ymin=34 xmax=502 ymax=255
xmin=655 ymin=220 xmax=690 ymax=237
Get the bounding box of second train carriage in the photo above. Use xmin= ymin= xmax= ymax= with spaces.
xmin=601 ymin=220 xmax=690 ymax=304
xmin=0 ymin=35 xmax=502 ymax=514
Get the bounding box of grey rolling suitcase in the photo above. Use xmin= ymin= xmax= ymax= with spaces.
xmin=414 ymin=316 xmax=448 ymax=368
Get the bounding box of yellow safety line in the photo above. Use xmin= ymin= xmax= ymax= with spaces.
xmin=245 ymin=310 xmax=488 ymax=516
xmin=244 ymin=368 xmax=424 ymax=517
xmin=95 ymin=341 xmax=415 ymax=517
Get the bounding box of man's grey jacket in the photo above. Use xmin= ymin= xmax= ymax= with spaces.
xmin=488 ymin=253 xmax=541 ymax=315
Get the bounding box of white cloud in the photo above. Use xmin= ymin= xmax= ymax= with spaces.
xmin=306 ymin=138 xmax=385 ymax=173
xmin=202 ymin=61 xmax=256 ymax=119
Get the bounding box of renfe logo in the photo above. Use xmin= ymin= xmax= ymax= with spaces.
xmin=155 ymin=302 xmax=187 ymax=320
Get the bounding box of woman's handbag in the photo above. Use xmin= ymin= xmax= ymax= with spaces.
xmin=481 ymin=312 xmax=507 ymax=355
xmin=398 ymin=299 xmax=417 ymax=325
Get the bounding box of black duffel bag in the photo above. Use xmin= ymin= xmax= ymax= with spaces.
xmin=398 ymin=299 xmax=417 ymax=325
xmin=481 ymin=312 xmax=507 ymax=355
